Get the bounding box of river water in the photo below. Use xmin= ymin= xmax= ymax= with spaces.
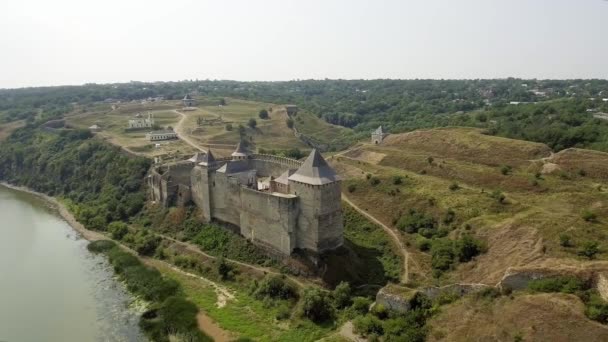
xmin=0 ymin=185 xmax=146 ymax=342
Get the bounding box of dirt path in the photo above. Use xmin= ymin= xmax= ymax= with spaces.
xmin=172 ymin=109 xmax=205 ymax=152
xmin=342 ymin=194 xmax=409 ymax=284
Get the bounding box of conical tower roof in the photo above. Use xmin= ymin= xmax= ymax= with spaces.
xmin=231 ymin=142 xmax=250 ymax=157
xmin=198 ymin=150 xmax=216 ymax=166
xmin=188 ymin=152 xmax=206 ymax=163
xmin=288 ymin=149 xmax=339 ymax=185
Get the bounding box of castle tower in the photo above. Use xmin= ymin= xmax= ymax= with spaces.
xmin=288 ymin=149 xmax=343 ymax=253
xmin=371 ymin=126 xmax=388 ymax=144
xmin=190 ymin=150 xmax=216 ymax=222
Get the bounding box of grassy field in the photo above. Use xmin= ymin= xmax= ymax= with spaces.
xmin=332 ymin=127 xmax=608 ymax=285
xmin=66 ymin=101 xmax=197 ymax=157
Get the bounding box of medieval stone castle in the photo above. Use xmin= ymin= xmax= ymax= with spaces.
xmin=147 ymin=145 xmax=343 ymax=256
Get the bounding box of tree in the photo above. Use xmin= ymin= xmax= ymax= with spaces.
xmin=216 ymin=256 xmax=233 ymax=280
xmin=247 ymin=118 xmax=257 ymax=129
xmin=300 ymin=288 xmax=333 ymax=323
xmin=108 ymin=221 xmax=129 ymax=240
xmin=219 ymin=98 xmax=226 ymax=106
xmin=258 ymin=109 xmax=269 ymax=119
xmin=225 ymin=123 xmax=233 ymax=131
xmin=332 ymin=281 xmax=352 ymax=309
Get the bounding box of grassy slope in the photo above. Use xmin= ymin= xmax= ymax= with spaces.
xmin=427 ymin=293 xmax=608 ymax=341
xmin=332 ymin=127 xmax=608 ymax=285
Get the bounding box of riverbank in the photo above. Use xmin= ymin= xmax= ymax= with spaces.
xmin=0 ymin=182 xmax=106 ymax=242
xmin=0 ymin=181 xmax=234 ymax=342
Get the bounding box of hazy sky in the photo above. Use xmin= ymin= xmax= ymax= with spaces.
xmin=1 ymin=0 xmax=607 ymax=88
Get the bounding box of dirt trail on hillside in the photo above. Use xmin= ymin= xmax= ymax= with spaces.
xmin=342 ymin=194 xmax=410 ymax=284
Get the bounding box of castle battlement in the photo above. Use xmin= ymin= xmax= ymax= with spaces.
xmin=147 ymin=147 xmax=343 ymax=256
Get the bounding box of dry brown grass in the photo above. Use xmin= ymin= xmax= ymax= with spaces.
xmin=428 ymin=293 xmax=608 ymax=342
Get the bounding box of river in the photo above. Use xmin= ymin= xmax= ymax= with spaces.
xmin=0 ymin=185 xmax=146 ymax=342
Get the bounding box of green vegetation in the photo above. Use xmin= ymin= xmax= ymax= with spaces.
xmin=0 ymin=128 xmax=150 ymax=230
xmin=259 ymin=109 xmax=269 ymax=119
xmin=87 ymin=240 xmax=209 ymax=342
xmin=526 ymin=275 xmax=608 ymax=325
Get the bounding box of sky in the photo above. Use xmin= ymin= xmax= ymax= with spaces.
xmin=0 ymin=0 xmax=607 ymax=88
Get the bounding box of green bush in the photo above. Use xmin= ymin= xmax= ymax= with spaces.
xmin=585 ymin=293 xmax=608 ymax=323
xmin=370 ymin=177 xmax=381 ymax=186
xmin=454 ymin=234 xmax=485 ymax=262
xmin=527 ymin=276 xmax=585 ymax=294
xmin=348 ymin=184 xmax=357 ymax=193
xmin=254 ymin=275 xmax=297 ymax=300
xmin=370 ymin=303 xmax=388 ymax=319
xmin=134 ymin=234 xmax=161 ymax=256
xmin=332 ymin=281 xmax=352 ymax=309
xmin=582 ymin=210 xmax=598 ymax=222
xmin=87 ymin=239 xmax=116 ymax=253
xmin=392 ymin=176 xmax=403 ymax=185
xmin=351 ymin=297 xmax=372 ymax=315
xmin=578 ymin=241 xmax=600 ymax=259
xmin=353 ymin=315 xmax=384 ymax=336
xmin=108 ymin=222 xmax=129 ymax=240
xmin=396 ymin=209 xmax=436 ymax=234
xmin=430 ymin=239 xmax=455 ymax=272
xmin=500 ymin=165 xmax=512 ymax=175
xmin=449 ymin=182 xmax=460 ymax=191
xmin=300 ymin=288 xmax=334 ymax=323
xmin=559 ymin=234 xmax=573 ymax=247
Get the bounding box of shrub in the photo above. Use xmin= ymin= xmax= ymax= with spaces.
xmin=430 ymin=239 xmax=455 ymax=272
xmin=366 ymin=173 xmax=372 ymax=180
xmin=559 ymin=234 xmax=573 ymax=247
xmin=275 ymin=305 xmax=291 ymax=320
xmin=225 ymin=123 xmax=233 ymax=131
xmin=396 ymin=209 xmax=436 ymax=234
xmin=416 ymin=236 xmax=431 ymax=251
xmin=353 ymin=315 xmax=384 ymax=336
xmin=585 ymin=293 xmax=608 ymax=323
xmin=578 ymin=241 xmax=600 ymax=259
xmin=449 ymin=182 xmax=460 ymax=191
xmin=347 ymin=184 xmax=357 ymax=193
xmin=108 ymin=221 xmax=129 ymax=240
xmin=247 ymin=118 xmax=257 ymax=129
xmin=427 ymin=156 xmax=434 ymax=164
xmin=454 ymin=234 xmax=485 ymax=262
xmin=87 ymin=239 xmax=116 ymax=253
xmin=500 ymin=165 xmax=512 ymax=175
xmin=370 ymin=303 xmax=388 ymax=319
xmin=216 ymin=256 xmax=234 ymax=280
xmin=527 ymin=276 xmax=585 ymax=294
xmin=332 ymin=281 xmax=352 ymax=309
xmin=300 ymin=288 xmax=333 ymax=323
xmin=134 ymin=234 xmax=161 ymax=256
xmin=491 ymin=189 xmax=506 ymax=204
xmin=582 ymin=210 xmax=598 ymax=222
xmin=370 ymin=177 xmax=381 ymax=186
xmin=351 ymin=297 xmax=372 ymax=315
xmin=393 ymin=176 xmax=403 ymax=185
xmin=258 ymin=109 xmax=269 ymax=119
xmin=254 ymin=275 xmax=297 ymax=300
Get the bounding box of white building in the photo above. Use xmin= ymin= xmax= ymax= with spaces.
xmin=128 ymin=112 xmax=155 ymax=129
xmin=146 ymin=129 xmax=178 ymax=141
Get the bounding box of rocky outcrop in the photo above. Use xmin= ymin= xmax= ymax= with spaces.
xmin=375 ymin=284 xmax=415 ymax=313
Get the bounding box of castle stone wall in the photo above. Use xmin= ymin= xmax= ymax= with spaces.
xmin=239 ymin=187 xmax=298 ymax=254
